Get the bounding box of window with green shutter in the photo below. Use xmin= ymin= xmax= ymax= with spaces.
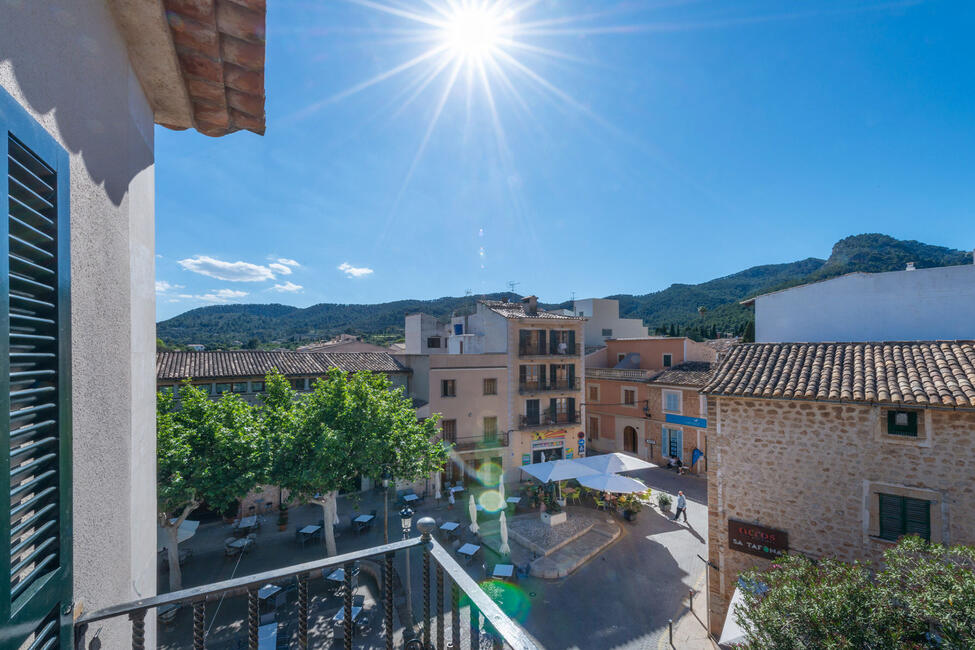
xmin=3 ymin=87 xmax=73 ymax=649
xmin=886 ymin=410 xmax=919 ymax=437
xmin=879 ymin=493 xmax=931 ymax=541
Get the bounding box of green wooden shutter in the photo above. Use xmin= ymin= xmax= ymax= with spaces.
xmin=887 ymin=410 xmax=918 ymax=437
xmin=568 ymin=329 xmax=576 ymax=353
xmin=904 ymin=497 xmax=931 ymax=541
xmin=538 ymin=330 xmax=546 ymax=354
xmin=878 ymin=494 xmax=905 ymax=541
xmin=2 ymin=89 xmax=73 ymax=649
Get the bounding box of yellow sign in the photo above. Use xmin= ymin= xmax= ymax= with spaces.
xmin=532 ymin=429 xmax=567 ymax=441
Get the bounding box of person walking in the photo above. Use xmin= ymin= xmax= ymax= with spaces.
xmin=673 ymin=490 xmax=687 ymax=523
xmin=448 ymin=489 xmax=455 ymax=510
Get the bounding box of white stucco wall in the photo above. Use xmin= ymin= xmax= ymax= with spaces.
xmin=755 ymin=264 xmax=975 ymax=343
xmin=1 ymin=1 xmax=157 ymax=646
xmin=574 ymin=298 xmax=648 ymax=347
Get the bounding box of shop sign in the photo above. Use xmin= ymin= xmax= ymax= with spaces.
xmin=531 ymin=439 xmax=563 ymax=450
xmin=521 ymin=454 xmax=531 ymax=466
xmin=532 ymin=429 xmax=567 ymax=441
xmin=565 ymin=450 xmax=573 ymax=459
xmin=728 ymin=519 xmax=788 ymax=560
xmin=665 ymin=413 xmax=707 ymax=428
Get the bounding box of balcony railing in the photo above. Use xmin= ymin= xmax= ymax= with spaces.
xmin=585 ymin=367 xmax=657 ymax=381
xmin=447 ymin=431 xmax=510 ymax=451
xmin=517 ymin=343 xmax=581 ymax=357
xmin=74 ymin=522 xmax=535 ymax=650
xmin=518 ymin=410 xmax=581 ymax=429
xmin=517 ymin=378 xmax=581 ymax=394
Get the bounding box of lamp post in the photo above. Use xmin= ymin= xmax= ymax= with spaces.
xmin=382 ymin=470 xmax=392 ymax=544
xmin=400 ymin=506 xmax=414 ymax=629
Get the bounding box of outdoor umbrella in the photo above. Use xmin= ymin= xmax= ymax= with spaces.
xmin=577 ymin=473 xmax=648 ymax=494
xmin=468 ymin=494 xmax=479 ymax=534
xmin=576 ymin=452 xmax=656 ymax=474
xmin=718 ymin=585 xmax=748 ymax=645
xmin=521 ymin=458 xmax=600 ymax=483
xmin=156 ymin=519 xmax=199 ymax=552
xmin=499 ymin=511 xmax=510 ymax=555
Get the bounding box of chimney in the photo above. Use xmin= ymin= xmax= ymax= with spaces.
xmin=522 ymin=295 xmax=538 ymax=315
xmin=905 ymin=262 xmax=916 ymax=271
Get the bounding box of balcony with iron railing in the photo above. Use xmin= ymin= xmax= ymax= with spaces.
xmin=517 ymin=343 xmax=581 ymax=358
xmin=444 ymin=431 xmax=510 ymax=451
xmin=517 ymin=378 xmax=581 ymax=395
xmin=518 ymin=409 xmax=581 ymax=430
xmin=74 ymin=519 xmax=535 ymax=650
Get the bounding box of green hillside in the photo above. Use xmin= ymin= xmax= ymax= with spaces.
xmin=157 ymin=234 xmax=973 ymax=348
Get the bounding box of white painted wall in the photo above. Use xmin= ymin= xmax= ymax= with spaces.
xmin=1 ymin=1 xmax=156 ymax=645
xmin=755 ymin=264 xmax=975 ymax=342
xmin=405 ymin=313 xmax=448 ymax=354
xmin=573 ymin=298 xmax=648 ymax=347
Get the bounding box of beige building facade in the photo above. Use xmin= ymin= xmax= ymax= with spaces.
xmin=703 ymin=341 xmax=975 ymax=636
xmin=406 ymin=297 xmax=586 ymax=487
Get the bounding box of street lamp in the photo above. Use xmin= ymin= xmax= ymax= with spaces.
xmin=400 ymin=506 xmax=415 ymax=628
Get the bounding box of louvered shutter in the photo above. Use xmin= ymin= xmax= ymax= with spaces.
xmin=878 ymin=494 xmax=905 ymax=541
xmin=2 ymin=89 xmax=73 ymax=649
xmin=903 ymin=497 xmax=931 ymax=541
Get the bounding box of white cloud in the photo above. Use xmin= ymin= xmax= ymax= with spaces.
xmin=269 ymin=263 xmax=292 ymax=275
xmin=177 ymin=289 xmax=249 ymax=303
xmin=338 ymin=262 xmax=374 ymax=278
xmin=155 ymin=280 xmax=184 ymax=293
xmin=272 ymin=281 xmax=303 ymax=293
xmin=276 ymin=258 xmax=300 ymax=267
xmin=178 ymin=255 xmax=275 ymax=282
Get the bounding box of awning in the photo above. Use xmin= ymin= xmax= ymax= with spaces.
xmin=157 ymin=519 xmax=200 ymax=552
xmin=521 ymin=458 xmax=600 ymax=483
xmin=576 ymin=452 xmax=656 ymax=474
xmin=718 ymin=585 xmax=748 ymax=646
xmin=577 ymin=473 xmax=648 ymax=494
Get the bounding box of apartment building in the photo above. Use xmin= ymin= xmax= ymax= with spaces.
xmin=403 ymin=296 xmax=586 ymax=486
xmin=585 ymin=337 xmax=717 ymax=473
xmin=571 ymin=297 xmax=649 ymax=347
xmin=703 ymin=260 xmax=975 ymax=638
xmin=156 ymin=350 xmax=411 ymax=403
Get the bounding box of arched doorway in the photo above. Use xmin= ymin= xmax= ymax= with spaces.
xmin=623 ymin=426 xmax=637 ymax=453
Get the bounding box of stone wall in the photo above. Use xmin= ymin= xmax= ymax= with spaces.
xmin=706 ymin=396 xmax=975 ymax=635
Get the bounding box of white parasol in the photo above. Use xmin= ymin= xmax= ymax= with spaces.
xmin=156 ymin=519 xmax=199 ymax=552
xmin=576 ymin=452 xmax=656 ymax=474
xmin=468 ymin=494 xmax=479 ymax=534
xmin=499 ymin=511 xmax=510 ymax=555
xmin=577 ymin=473 xmax=648 ymax=494
xmin=521 ymin=458 xmax=600 ymax=483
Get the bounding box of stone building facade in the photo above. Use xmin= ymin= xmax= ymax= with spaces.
xmin=703 ymin=341 xmax=975 ymax=636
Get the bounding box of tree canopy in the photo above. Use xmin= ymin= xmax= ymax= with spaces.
xmin=735 ymin=536 xmax=975 ymax=649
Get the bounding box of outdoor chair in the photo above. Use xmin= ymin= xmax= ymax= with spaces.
xmin=594 ymin=499 xmax=607 ymax=511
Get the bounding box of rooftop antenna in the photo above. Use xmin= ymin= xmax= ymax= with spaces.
xmin=570 ymin=291 xmax=576 ymax=302
xmin=507 ymin=280 xmax=520 ymax=295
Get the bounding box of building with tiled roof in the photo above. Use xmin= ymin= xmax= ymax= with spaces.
xmin=480 ymin=296 xmax=584 ymax=320
xmin=157 ymin=350 xmax=410 ymax=401
xmin=703 ymin=337 xmax=975 ymax=639
xmin=650 ymin=361 xmax=715 ymax=388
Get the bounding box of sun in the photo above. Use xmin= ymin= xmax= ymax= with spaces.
xmin=441 ymin=6 xmax=506 ymax=61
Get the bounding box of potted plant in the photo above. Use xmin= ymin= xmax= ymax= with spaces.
xmin=657 ymin=492 xmax=672 ymax=512
xmin=277 ymin=502 xmax=289 ymax=531
xmin=620 ymin=494 xmax=642 ymax=522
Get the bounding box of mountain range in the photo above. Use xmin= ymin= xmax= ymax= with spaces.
xmin=157 ymin=234 xmax=973 ymax=348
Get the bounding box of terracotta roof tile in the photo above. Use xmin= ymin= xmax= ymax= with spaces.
xmin=648 ymin=362 xmax=715 ymax=387
xmin=703 ymin=341 xmax=975 ymax=408
xmin=162 ymin=0 xmax=265 ymax=136
xmin=480 ymin=300 xmax=583 ymax=320
xmin=157 ymin=351 xmax=409 ymax=381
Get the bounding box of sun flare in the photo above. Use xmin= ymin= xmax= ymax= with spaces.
xmin=442 ymin=6 xmax=506 ymax=61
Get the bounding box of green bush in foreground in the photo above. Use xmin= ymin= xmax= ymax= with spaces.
xmin=735 ymin=536 xmax=975 ymax=649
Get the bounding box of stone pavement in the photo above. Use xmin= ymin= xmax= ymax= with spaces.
xmin=657 ymin=572 xmax=720 ymax=650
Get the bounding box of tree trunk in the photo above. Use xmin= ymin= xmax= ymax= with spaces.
xmin=315 ymin=491 xmax=338 ymax=557
xmin=165 ymin=525 xmax=182 ymax=592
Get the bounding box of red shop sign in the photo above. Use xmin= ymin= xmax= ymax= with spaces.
xmin=728 ymin=519 xmax=789 ymax=560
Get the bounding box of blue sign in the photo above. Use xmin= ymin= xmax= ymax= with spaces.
xmin=665 ymin=413 xmax=707 ymax=428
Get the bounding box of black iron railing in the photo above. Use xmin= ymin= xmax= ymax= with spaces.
xmin=517 ymin=378 xmax=581 ymax=394
xmin=73 ymin=520 xmax=535 ymax=650
xmin=518 ymin=410 xmax=581 ymax=429
xmin=517 ymin=343 xmax=581 ymax=357
xmin=450 ymin=431 xmax=509 ymax=451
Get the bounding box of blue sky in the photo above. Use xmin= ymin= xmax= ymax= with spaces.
xmin=154 ymin=0 xmax=975 ymax=320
